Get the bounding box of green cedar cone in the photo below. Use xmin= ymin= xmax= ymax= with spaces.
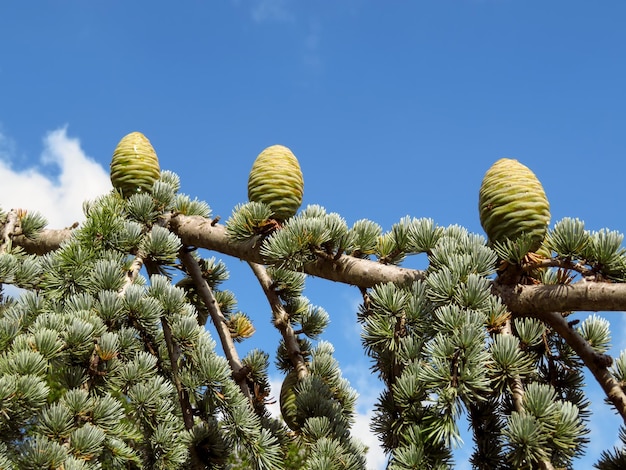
xmin=247 ymin=145 xmax=304 ymax=221
xmin=110 ymin=131 xmax=161 ymax=198
xmin=279 ymin=369 xmax=300 ymax=431
xmin=479 ymin=158 xmax=550 ymax=251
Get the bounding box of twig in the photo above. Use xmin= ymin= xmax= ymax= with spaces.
xmin=123 ymin=255 xmax=144 ymax=292
xmin=524 ymin=257 xmax=594 ymax=278
xmin=538 ymin=460 xmax=556 ymax=470
xmin=141 ymin=261 xmax=196 ymax=427
xmin=247 ymin=261 xmax=308 ymax=380
xmin=177 ymin=248 xmax=252 ymax=400
xmin=0 ymin=210 xmax=19 ymax=253
xmin=141 ymin=260 xmax=204 ymax=468
xmin=13 ymin=218 xmax=626 ymax=312
xmin=498 ymin=320 xmax=557 ymax=469
xmin=531 ymin=310 xmax=626 ymax=423
xmin=500 ymin=319 xmax=525 ymax=414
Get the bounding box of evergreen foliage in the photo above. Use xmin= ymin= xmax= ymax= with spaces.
xmin=1 ymin=142 xmax=626 ymax=469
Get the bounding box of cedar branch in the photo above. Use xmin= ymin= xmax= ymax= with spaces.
xmin=178 ymin=249 xmax=252 ymax=401
xmin=167 ymin=214 xmax=424 ymax=287
xmin=247 ymin=261 xmax=309 ymax=380
xmin=13 ymin=215 xmax=626 ymax=314
xmin=531 ymin=309 xmax=626 ymax=421
xmin=13 ymin=227 xmax=75 ymax=255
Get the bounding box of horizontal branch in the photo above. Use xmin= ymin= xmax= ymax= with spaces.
xmin=13 ymin=228 xmax=74 ymax=255
xmin=493 ymin=281 xmax=626 ymax=315
xmin=166 ymin=214 xmax=423 ymax=287
xmin=12 ymin=214 xmax=626 ymax=313
xmin=537 ymin=309 xmax=626 ymax=421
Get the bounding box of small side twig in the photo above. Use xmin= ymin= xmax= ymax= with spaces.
xmin=502 ymin=319 xmax=556 ymax=469
xmin=1 ymin=209 xmax=21 ymax=253
xmin=534 ymin=310 xmax=626 ymax=423
xmin=247 ymin=261 xmax=308 ymax=380
xmin=523 ymin=256 xmax=594 ymax=279
xmin=178 ymin=249 xmax=252 ymax=400
xmin=124 ymin=255 xmax=145 ymax=292
xmin=500 ymin=319 xmax=526 ymax=414
xmin=142 ymin=260 xmax=197 ymax=430
xmin=141 ymin=260 xmax=204 ymax=468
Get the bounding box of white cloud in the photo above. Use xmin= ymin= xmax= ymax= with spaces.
xmin=267 ymin=376 xmax=283 ymax=419
xmin=0 ymin=126 xmax=111 ymax=228
xmin=354 ymin=409 xmax=388 ymax=470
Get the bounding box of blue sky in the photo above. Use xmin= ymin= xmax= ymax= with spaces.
xmin=2 ymin=1 xmax=626 ymax=468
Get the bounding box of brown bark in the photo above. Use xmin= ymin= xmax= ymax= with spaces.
xmin=13 ymin=228 xmax=75 ymax=255
xmin=530 ymin=309 xmax=626 ymax=421
xmin=167 ymin=214 xmax=424 ymax=287
xmin=1 ymin=211 xmax=19 ymax=253
xmin=500 ymin=319 xmax=525 ymax=414
xmin=13 ymin=215 xmax=626 ymax=314
xmin=492 ymin=281 xmax=626 ymax=315
xmin=178 ymin=249 xmax=252 ymax=401
xmin=247 ymin=262 xmax=309 ymax=380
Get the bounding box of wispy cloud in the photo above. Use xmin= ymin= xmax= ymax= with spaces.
xmin=234 ymin=0 xmax=325 ymax=77
xmin=250 ymin=0 xmax=295 ymax=23
xmin=302 ymin=19 xmax=323 ymax=74
xmin=0 ymin=126 xmax=111 ymax=228
xmin=0 ymin=129 xmax=17 ymax=161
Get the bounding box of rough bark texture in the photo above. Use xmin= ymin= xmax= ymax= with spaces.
xmin=167 ymin=214 xmax=424 ymax=287
xmin=13 ymin=228 xmax=74 ymax=255
xmin=492 ymin=281 xmax=626 ymax=315
xmin=247 ymin=261 xmax=309 ymax=380
xmin=178 ymin=249 xmax=252 ymax=400
xmin=13 ymin=215 xmax=626 ymax=314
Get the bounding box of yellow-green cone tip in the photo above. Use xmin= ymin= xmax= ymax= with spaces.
xmin=247 ymin=144 xmax=304 ymax=221
xmin=478 ymin=158 xmax=550 ymax=252
xmin=110 ymin=131 xmax=161 ymax=198
xmin=279 ymin=369 xmax=300 ymax=431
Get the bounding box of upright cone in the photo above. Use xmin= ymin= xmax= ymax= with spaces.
xmin=247 ymin=145 xmax=303 ymax=221
xmin=110 ymin=132 xmax=160 ymax=198
xmin=479 ymin=158 xmax=550 ymax=252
